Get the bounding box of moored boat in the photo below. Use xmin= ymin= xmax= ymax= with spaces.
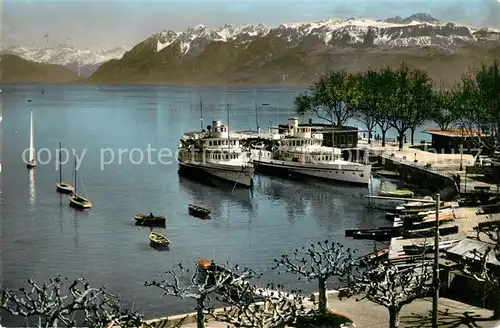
xmin=391 ymin=208 xmax=454 ymax=222
xmin=177 ymin=101 xmax=254 ymax=189
xmin=379 ymin=189 xmax=414 ymax=198
xmin=345 ymin=226 xmax=400 ymax=237
xmin=196 ymin=257 xmax=257 ymax=302
xmin=189 ymin=204 xmax=211 ymax=218
xmin=360 ymin=247 xmax=389 ymax=265
xmin=56 ymin=142 xmax=74 ymax=194
xmin=70 ymin=194 xmax=92 ymax=209
xmin=396 ymin=212 xmax=456 ymax=229
xmin=401 ymin=224 xmax=459 ymax=239
xmin=149 ymin=231 xmax=170 ymax=248
xmin=352 ymin=229 xmax=401 ymax=241
xmin=135 ymin=213 xmax=167 ymax=226
xmin=249 ymin=117 xmax=371 ymax=185
xmin=403 ymin=239 xmax=460 ymax=255
xmin=69 ymin=157 xmax=92 ymax=210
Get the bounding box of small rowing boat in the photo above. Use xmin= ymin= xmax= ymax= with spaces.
xmin=403 ymin=239 xmax=460 ymax=255
xmin=189 ymin=204 xmax=211 ymax=218
xmin=135 ymin=213 xmax=167 ymax=226
xmin=149 ymin=231 xmax=170 ymax=248
xmin=379 ymin=189 xmax=414 ymax=198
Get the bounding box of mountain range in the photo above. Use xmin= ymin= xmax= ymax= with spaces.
xmin=5 ymin=13 xmax=500 ymax=86
xmin=3 ymin=45 xmax=127 ymax=78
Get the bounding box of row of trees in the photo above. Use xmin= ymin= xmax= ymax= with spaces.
xmin=2 ymin=234 xmax=499 ymax=328
xmin=296 ymin=60 xmax=500 ymax=153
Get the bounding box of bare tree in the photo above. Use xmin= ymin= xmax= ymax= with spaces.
xmin=273 ymin=240 xmax=356 ymax=314
xmin=0 ymin=276 xmax=143 ymax=328
xmin=145 ymin=260 xmax=261 ymax=328
xmin=339 ymin=258 xmax=433 ymax=328
xmin=458 ymin=224 xmax=500 ymax=319
xmin=215 ymin=283 xmax=308 ymax=328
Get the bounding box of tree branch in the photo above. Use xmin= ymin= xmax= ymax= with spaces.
xmin=0 ymin=276 xmax=142 ymax=328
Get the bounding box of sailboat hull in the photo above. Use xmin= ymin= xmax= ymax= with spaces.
xmin=56 ymin=182 xmax=74 ymax=194
xmin=69 ymin=195 xmax=92 ymax=209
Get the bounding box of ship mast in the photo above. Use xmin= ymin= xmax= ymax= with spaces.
xmin=226 ymin=101 xmax=231 ymax=151
xmin=200 ymin=97 xmax=203 ymax=131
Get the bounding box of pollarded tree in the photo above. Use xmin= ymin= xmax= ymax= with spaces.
xmin=457 ymin=223 xmax=500 ymax=318
xmin=145 ymin=260 xmax=261 ymax=328
xmin=295 ymin=71 xmax=357 ymax=127
xmin=215 ymin=283 xmax=308 ymax=328
xmin=0 ymin=276 xmax=143 ymax=328
xmin=339 ymin=258 xmax=433 ymax=328
xmin=273 ymin=240 xmax=356 ymax=314
xmin=431 ymin=87 xmax=458 ymax=131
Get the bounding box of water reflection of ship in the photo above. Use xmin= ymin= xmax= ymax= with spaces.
xmin=254 ymin=175 xmax=306 ymax=221
xmin=178 ymin=176 xmax=254 ymax=216
xmin=28 ymin=168 xmax=36 ymax=204
xmin=255 ymin=175 xmax=369 ymax=227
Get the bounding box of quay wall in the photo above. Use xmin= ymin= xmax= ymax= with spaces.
xmin=141 ymin=290 xmax=343 ymax=328
xmin=342 ymin=147 xmax=456 ymax=195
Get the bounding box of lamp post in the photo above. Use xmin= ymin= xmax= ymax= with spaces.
xmin=432 ymin=193 xmax=441 ymax=328
xmin=460 ymin=128 xmax=464 ymax=171
xmin=254 ymin=102 xmax=269 ymax=133
xmin=255 ymin=102 xmax=269 ymax=133
xmin=366 ymin=194 xmax=441 ymax=327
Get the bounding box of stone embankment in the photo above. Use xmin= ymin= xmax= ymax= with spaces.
xmin=143 ymin=291 xmax=499 ymax=328
xmin=358 ymin=141 xmax=497 ymax=194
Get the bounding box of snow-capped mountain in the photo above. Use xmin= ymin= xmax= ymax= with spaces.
xmin=3 ymin=44 xmax=128 ymax=77
xmin=150 ymin=13 xmax=499 ymax=56
xmin=155 ymin=23 xmax=269 ymax=54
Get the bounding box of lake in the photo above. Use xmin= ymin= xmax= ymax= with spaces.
xmin=0 ymin=83 xmax=415 ymax=323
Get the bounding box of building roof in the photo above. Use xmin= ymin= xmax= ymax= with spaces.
xmin=278 ymin=124 xmax=358 ymax=132
xmin=446 ymin=238 xmax=500 ymax=266
xmin=424 ymin=128 xmax=489 ymax=138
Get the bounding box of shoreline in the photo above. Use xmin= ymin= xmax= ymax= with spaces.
xmin=0 ymin=80 xmax=310 ymax=89
xmin=140 ymin=290 xmax=340 ymax=327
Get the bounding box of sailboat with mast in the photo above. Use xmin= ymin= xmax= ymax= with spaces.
xmin=177 ymin=99 xmax=254 ymax=188
xmin=69 ymin=157 xmax=92 ymax=209
xmin=26 ymin=110 xmax=36 ymax=169
xmin=56 ymin=142 xmax=74 ymax=193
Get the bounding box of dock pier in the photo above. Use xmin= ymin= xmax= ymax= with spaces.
xmin=349 ymin=142 xmax=498 ymax=195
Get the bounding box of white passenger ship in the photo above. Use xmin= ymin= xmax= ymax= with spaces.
xmin=178 ymin=120 xmax=254 ymax=188
xmin=249 ymin=118 xmax=371 ymax=185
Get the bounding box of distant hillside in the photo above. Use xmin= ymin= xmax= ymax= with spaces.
xmin=87 ymin=13 xmax=500 ymax=87
xmin=0 ymin=54 xmax=77 ymax=83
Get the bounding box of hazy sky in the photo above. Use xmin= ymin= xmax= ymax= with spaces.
xmin=2 ymin=0 xmax=499 ymax=50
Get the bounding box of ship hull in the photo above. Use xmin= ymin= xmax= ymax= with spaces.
xmin=178 ymin=160 xmax=254 ymax=188
xmin=253 ymin=159 xmax=371 ymax=185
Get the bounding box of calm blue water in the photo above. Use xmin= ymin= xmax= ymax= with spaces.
xmin=0 ymin=84 xmax=412 ymax=323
